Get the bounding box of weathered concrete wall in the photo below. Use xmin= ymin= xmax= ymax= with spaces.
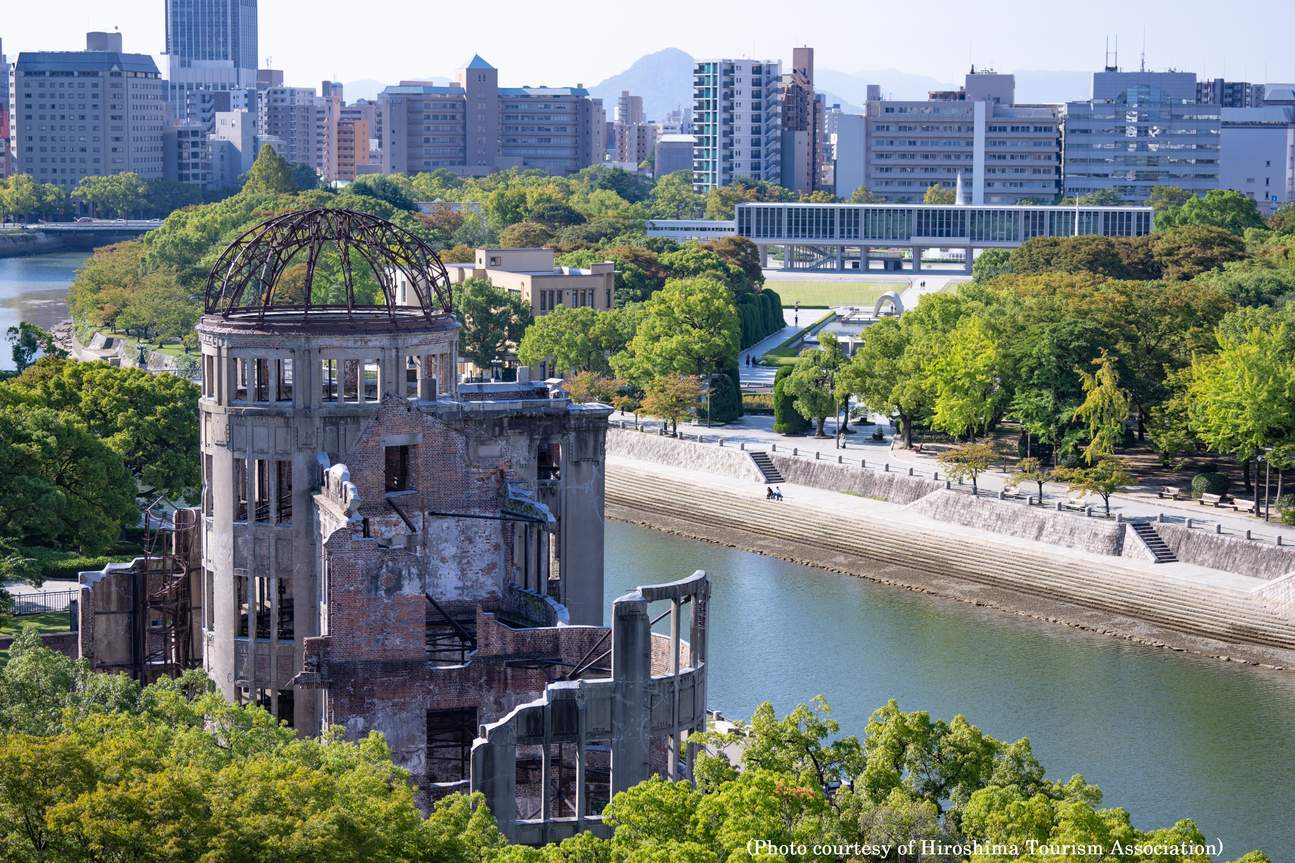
xmin=1253 ymin=572 xmax=1295 ymax=620
xmin=907 ymin=490 xmax=1126 ymax=556
xmin=1119 ymin=528 xmax=1158 ymax=564
xmin=1157 ymin=523 xmax=1295 ymax=580
xmin=0 ymin=231 xmax=61 ymax=257
xmin=770 ymin=454 xmax=942 ymax=505
xmin=606 ymin=428 xmax=763 ymax=482
xmin=0 ymin=630 xmax=78 ymax=655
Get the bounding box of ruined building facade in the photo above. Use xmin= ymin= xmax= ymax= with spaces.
xmin=80 ymin=208 xmax=709 ymax=841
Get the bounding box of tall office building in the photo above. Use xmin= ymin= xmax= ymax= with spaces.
xmin=691 ymin=58 xmax=783 ymax=192
xmin=779 ymin=47 xmax=830 ymax=194
xmin=1197 ymin=78 xmax=1266 ymax=108
xmin=164 ymin=0 xmax=259 ymax=128
xmin=14 ymin=32 xmax=166 ymax=188
xmin=380 ymin=56 xmax=601 ymax=176
xmin=1064 ymin=71 xmax=1220 ymax=203
xmin=857 ymin=70 xmax=1061 ymax=204
xmin=0 ymin=38 xmax=11 ymax=178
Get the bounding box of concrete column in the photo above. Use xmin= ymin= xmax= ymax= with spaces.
xmin=911 ymin=247 xmax=923 ymax=273
xmin=963 ymin=249 xmax=974 ymax=275
xmin=418 ymin=354 xmax=437 ymax=401
xmin=610 ymin=594 xmax=650 ymax=795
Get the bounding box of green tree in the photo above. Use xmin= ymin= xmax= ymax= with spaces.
xmin=640 ymin=373 xmax=704 ymax=434
xmin=926 ymin=315 xmax=1002 ymax=439
xmin=5 ymin=323 xmax=66 ymax=372
xmin=1054 ymin=456 xmax=1133 ymax=515
xmin=241 ymin=144 xmax=299 ymax=194
xmin=1146 ymin=186 xmax=1193 ymax=216
xmin=611 ymin=278 xmax=740 ymax=387
xmin=1150 ymin=224 xmax=1246 ymax=280
xmin=972 ymin=248 xmax=1012 ymax=282
xmin=564 ymin=371 xmax=616 ymax=404
xmin=848 ymin=186 xmax=883 ymax=203
xmin=1072 ymin=351 xmax=1132 ymax=463
xmin=453 ymin=278 xmax=533 ymax=372
xmin=1074 ymin=189 xmax=1125 ymax=205
xmin=783 ymin=335 xmax=843 ymax=437
xmin=72 ymin=172 xmax=150 ymax=218
xmin=0 ymin=406 xmax=136 ymax=553
xmin=923 ymin=184 xmax=956 ymax=204
xmin=1157 ymin=188 xmax=1265 ymax=235
xmin=349 ymin=174 xmax=418 ymax=211
xmin=839 ymin=316 xmax=929 ymax=448
xmin=499 ymin=221 xmax=555 ymax=248
xmin=936 ymin=441 xmax=997 ymax=495
xmin=772 ymin=364 xmax=810 ymax=435
xmin=0 ymin=175 xmax=42 ymax=221
xmin=647 ymin=171 xmax=705 ymax=219
xmin=4 ymin=357 xmax=201 ymax=498
xmin=1010 ymin=456 xmax=1052 ymax=501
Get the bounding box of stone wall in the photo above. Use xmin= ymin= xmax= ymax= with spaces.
xmin=1157 ymin=523 xmax=1295 ymax=580
xmin=0 ymin=629 xmax=78 ymax=656
xmin=907 ymin=489 xmax=1127 ymax=556
xmin=606 ymin=428 xmax=763 ymax=482
xmin=770 ymin=454 xmax=942 ymax=505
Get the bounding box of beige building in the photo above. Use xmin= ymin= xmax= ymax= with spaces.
xmin=443 ymin=248 xmax=616 ymax=316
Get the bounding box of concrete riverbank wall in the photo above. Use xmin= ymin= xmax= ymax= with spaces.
xmin=606 ymin=428 xmax=1295 ymax=584
xmin=0 ymin=231 xmax=63 ymax=257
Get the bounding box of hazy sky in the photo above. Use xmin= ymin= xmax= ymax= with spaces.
xmin=3 ymin=0 xmax=1293 ymax=89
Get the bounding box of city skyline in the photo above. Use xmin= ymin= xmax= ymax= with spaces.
xmin=4 ymin=0 xmax=1295 ymax=97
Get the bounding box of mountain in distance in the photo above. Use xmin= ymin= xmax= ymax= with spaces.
xmin=589 ymin=47 xmax=696 ymax=120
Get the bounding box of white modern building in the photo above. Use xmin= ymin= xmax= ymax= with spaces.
xmin=862 ymin=70 xmax=1062 ymax=205
xmin=1220 ymin=107 xmax=1295 ymax=214
xmin=1064 ymin=71 xmax=1220 ymax=203
xmin=691 ymin=58 xmax=783 ymax=192
xmin=830 ymin=112 xmax=867 ymax=199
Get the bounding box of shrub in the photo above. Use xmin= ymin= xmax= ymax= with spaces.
xmin=773 ymin=365 xmax=809 ymax=434
xmin=707 ymin=367 xmax=742 ymax=424
xmin=1276 ymin=494 xmax=1295 ymax=526
xmin=1190 ymin=472 xmax=1231 ymax=499
xmin=743 ymin=392 xmax=775 ymax=415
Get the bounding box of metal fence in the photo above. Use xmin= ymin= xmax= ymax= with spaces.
xmin=10 ymin=589 xmax=78 ymax=616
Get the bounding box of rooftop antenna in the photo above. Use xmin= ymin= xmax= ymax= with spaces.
xmin=1140 ymin=26 xmax=1146 ymax=73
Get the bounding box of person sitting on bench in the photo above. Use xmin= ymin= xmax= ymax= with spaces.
xmin=766 ymin=486 xmax=775 ymax=500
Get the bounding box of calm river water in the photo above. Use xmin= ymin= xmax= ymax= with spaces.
xmin=604 ymin=521 xmax=1295 ymax=858
xmin=2 ymin=252 xmax=1291 ymax=856
xmin=0 ymin=251 xmax=90 ymax=370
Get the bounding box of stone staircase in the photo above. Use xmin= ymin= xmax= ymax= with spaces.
xmin=1130 ymin=521 xmax=1178 ymax=563
xmin=749 ymin=451 xmax=785 ymax=485
xmin=605 ymin=468 xmax=1295 ymax=655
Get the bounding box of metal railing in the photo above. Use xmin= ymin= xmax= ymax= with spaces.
xmin=10 ymin=589 xmax=78 ymax=616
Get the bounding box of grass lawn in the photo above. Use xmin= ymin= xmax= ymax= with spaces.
xmin=761 ymin=311 xmax=836 ymax=366
xmin=765 ymin=280 xmax=904 ymax=309
xmin=0 ymin=610 xmax=73 ymax=668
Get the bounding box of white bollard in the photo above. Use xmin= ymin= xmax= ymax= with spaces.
xmin=907 ymin=467 xmax=913 ymax=476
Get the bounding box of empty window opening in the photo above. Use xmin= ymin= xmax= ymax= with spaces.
xmin=276 ymin=358 xmax=293 ymax=402
xmin=253 ymin=358 xmax=270 ymax=401
xmin=538 ymin=442 xmax=561 ymax=481
xmin=363 ymin=359 xmax=380 ymax=401
xmin=252 ymin=575 xmax=271 ymax=639
xmin=426 ymin=708 xmax=477 ymax=783
xmin=343 ymin=360 xmax=360 ymax=401
xmin=321 ymin=359 xmax=338 ymax=402
xmin=236 ymin=574 xmax=249 ymax=637
xmin=233 ymin=358 xmax=248 ymax=401
xmin=276 ymin=460 xmax=293 ymax=523
xmin=276 ymin=688 xmax=295 ymax=728
xmin=277 ymin=576 xmax=294 ymax=641
xmin=385 ymin=445 xmax=412 ymax=493
xmin=254 ymin=459 xmax=270 ymax=522
xmin=234 ymin=459 xmax=249 ymax=521
xmin=202 ymin=453 xmax=213 ymax=516
xmin=405 ymin=355 xmax=419 ymax=397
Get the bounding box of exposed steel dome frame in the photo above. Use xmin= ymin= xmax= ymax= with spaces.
xmin=203 ymin=207 xmax=453 ymax=325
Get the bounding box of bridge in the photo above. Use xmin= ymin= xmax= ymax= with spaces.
xmin=22 ymin=219 xmax=161 ymax=235
xmin=736 ymin=202 xmax=1155 ymax=273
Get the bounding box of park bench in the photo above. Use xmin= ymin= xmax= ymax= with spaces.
xmin=1231 ymin=498 xmax=1256 ymax=513
xmin=1157 ymin=486 xmax=1184 ymax=500
xmin=1199 ymin=493 xmax=1227 ymax=507
xmin=1060 ymin=495 xmax=1089 ymax=512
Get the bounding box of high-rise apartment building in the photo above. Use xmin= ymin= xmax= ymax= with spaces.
xmin=13 ymin=32 xmax=165 ymax=187
xmin=380 ymin=56 xmax=601 ymax=176
xmin=1197 ymin=78 xmax=1266 ymax=108
xmin=164 ymin=119 xmax=212 ymax=187
xmin=691 ymin=58 xmax=782 ymax=192
xmin=256 ymin=82 xmax=340 ymax=180
xmin=615 ymin=121 xmax=658 ymax=165
xmin=210 ymin=108 xmax=256 ymax=189
xmin=164 ymin=0 xmax=258 ymax=128
xmin=336 ymin=116 xmax=370 ymax=181
xmin=779 ymin=47 xmax=830 ymax=194
xmin=856 ymin=70 xmax=1061 ymax=204
xmin=1064 ymin=71 xmax=1220 ymax=202
xmin=616 ymin=90 xmax=644 ymax=126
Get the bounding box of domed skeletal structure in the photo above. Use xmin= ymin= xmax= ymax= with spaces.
xmin=203 ymin=207 xmax=453 ymax=325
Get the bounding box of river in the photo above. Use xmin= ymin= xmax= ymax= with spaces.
xmin=0 ymin=251 xmax=90 ymax=370
xmin=604 ymin=520 xmax=1295 ymax=859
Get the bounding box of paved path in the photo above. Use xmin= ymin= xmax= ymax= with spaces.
xmin=739 ymin=310 xmax=803 ymax=388
xmin=610 ymin=412 xmax=1295 ymax=546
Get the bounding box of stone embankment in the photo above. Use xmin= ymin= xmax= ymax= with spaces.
xmin=0 ymin=230 xmax=62 ymax=257
xmin=605 ymin=428 xmax=1295 ymax=668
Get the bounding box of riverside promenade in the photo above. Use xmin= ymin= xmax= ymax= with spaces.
xmin=604 ymin=425 xmax=1295 ymax=671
